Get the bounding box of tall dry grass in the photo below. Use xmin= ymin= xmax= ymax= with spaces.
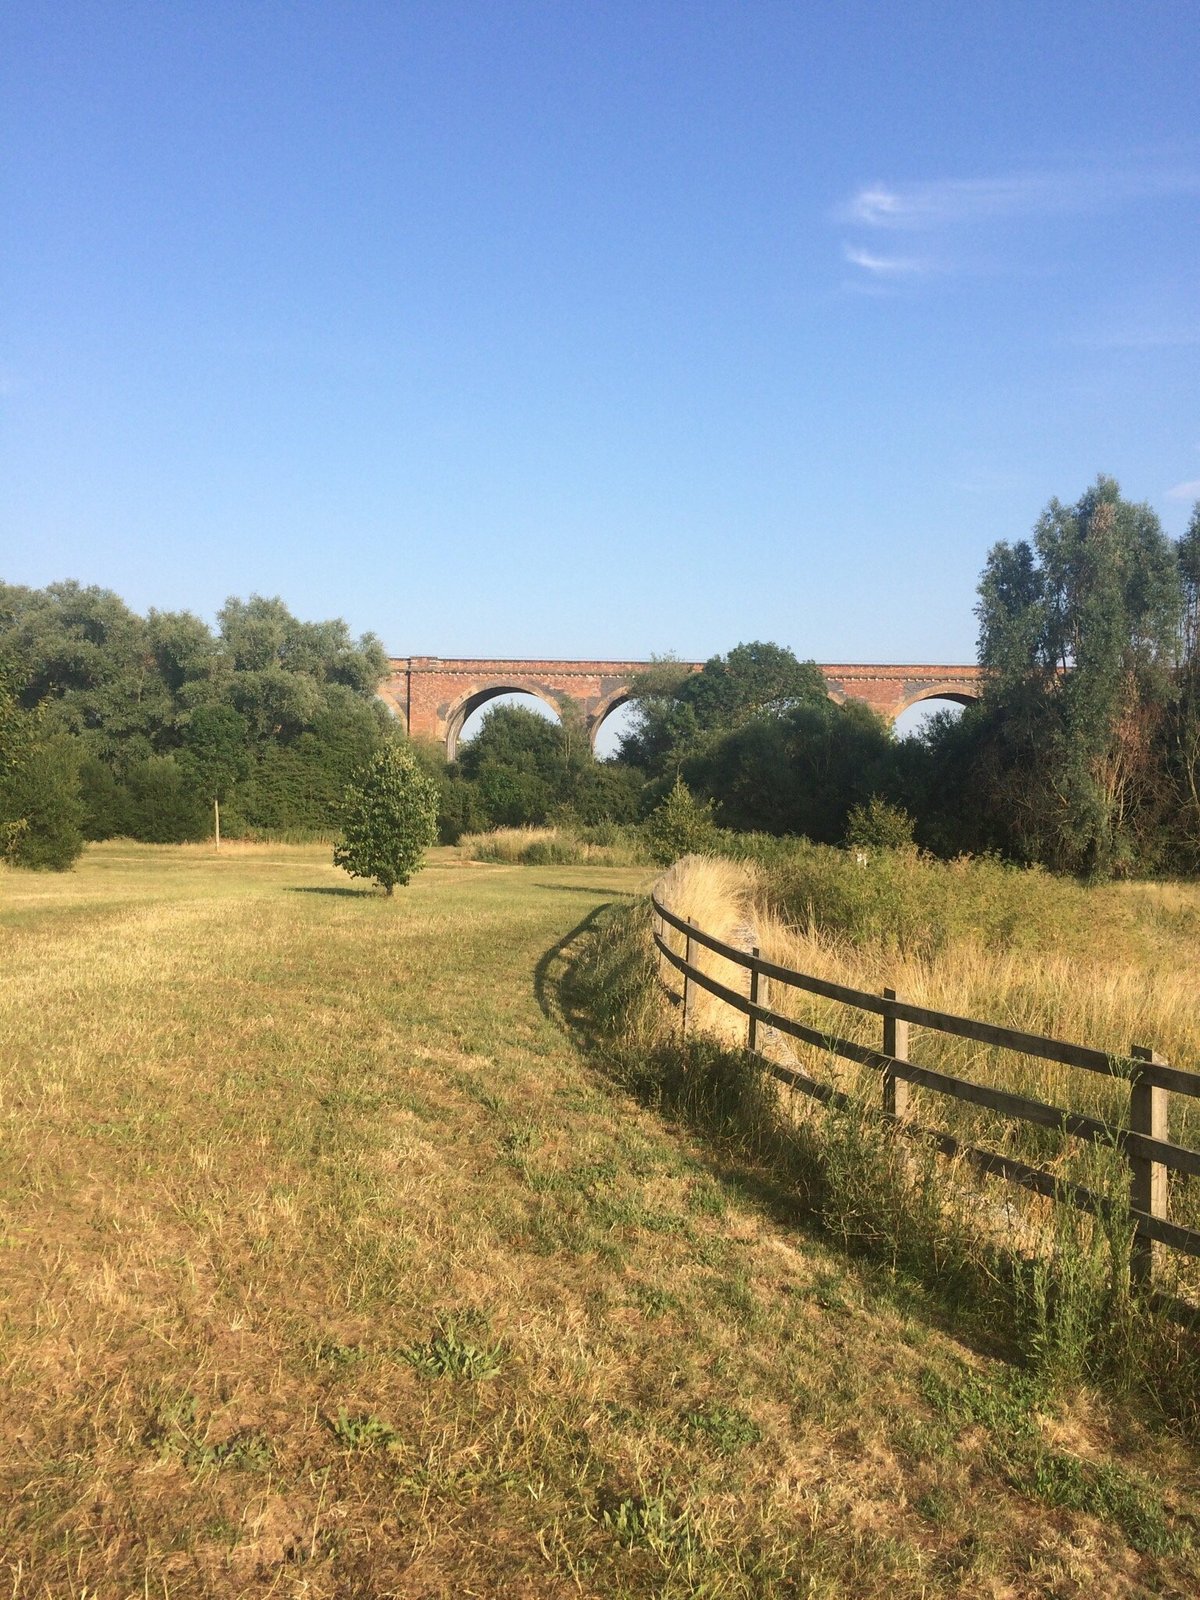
xmin=458 ymin=824 xmax=648 ymax=868
xmin=653 ymin=851 xmax=1200 ymax=1300
xmin=652 ymin=855 xmax=760 ymax=1046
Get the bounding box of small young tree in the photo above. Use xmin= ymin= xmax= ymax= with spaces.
xmin=333 ymin=743 xmax=438 ymax=894
xmin=643 ymin=777 xmax=719 ymax=865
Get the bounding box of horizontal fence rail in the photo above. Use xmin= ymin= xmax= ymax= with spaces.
xmin=651 ymin=890 xmax=1200 ymax=1283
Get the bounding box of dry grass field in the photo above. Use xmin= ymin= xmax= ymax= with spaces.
xmin=3 ymin=842 xmax=1200 ymax=1597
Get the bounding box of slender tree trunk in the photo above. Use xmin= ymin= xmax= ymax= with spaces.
xmin=214 ymin=796 xmax=220 ymax=852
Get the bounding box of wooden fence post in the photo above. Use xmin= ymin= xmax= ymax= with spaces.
xmin=882 ymin=988 xmax=909 ymax=1119
xmin=1129 ymin=1045 xmax=1168 ymax=1287
xmin=747 ymin=947 xmax=760 ymax=1053
xmin=682 ymin=918 xmax=697 ymax=1039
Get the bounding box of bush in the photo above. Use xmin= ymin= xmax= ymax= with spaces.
xmin=79 ymin=757 xmax=132 ymax=840
xmin=643 ymin=778 xmax=720 ymax=865
xmin=457 ymin=825 xmax=650 ymax=868
xmin=1 ymin=734 xmax=84 ymax=870
xmin=122 ymin=756 xmax=209 ymax=843
xmin=334 ymin=743 xmax=439 ymax=894
xmin=845 ymin=796 xmax=916 ymax=852
xmin=673 ymin=829 xmax=1102 ymax=960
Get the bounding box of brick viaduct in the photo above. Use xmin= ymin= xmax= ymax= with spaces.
xmin=380 ymin=657 xmax=985 ymax=759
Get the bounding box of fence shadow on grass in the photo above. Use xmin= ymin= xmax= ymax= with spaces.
xmin=533 ymin=902 xmax=617 ymax=1051
xmin=533 ymin=883 xmax=643 ymax=898
xmin=538 ymin=900 xmax=1200 ymax=1411
xmin=534 ymin=903 xmax=877 ymax=1317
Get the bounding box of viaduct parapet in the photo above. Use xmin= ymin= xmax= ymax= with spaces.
xmin=380 ymin=657 xmax=985 ymax=759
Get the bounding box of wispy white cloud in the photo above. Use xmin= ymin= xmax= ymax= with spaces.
xmin=842 ymin=244 xmax=930 ymax=276
xmin=840 ymin=166 xmax=1200 ymax=230
xmin=836 ymin=162 xmax=1200 ymax=288
xmin=1167 ymin=480 xmax=1200 ymax=502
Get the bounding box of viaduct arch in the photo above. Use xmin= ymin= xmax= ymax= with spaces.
xmin=379 ymin=657 xmax=985 ymax=760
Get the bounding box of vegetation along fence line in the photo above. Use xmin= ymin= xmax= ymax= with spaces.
xmin=651 ymin=890 xmax=1200 ymax=1286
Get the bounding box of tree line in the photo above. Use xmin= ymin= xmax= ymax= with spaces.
xmin=4 ymin=476 xmax=1200 ymax=880
xmin=0 ymin=584 xmax=391 ymax=865
xmin=610 ymin=479 xmax=1200 ymax=879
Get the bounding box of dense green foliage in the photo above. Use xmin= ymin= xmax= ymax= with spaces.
xmin=643 ymin=779 xmax=719 ymax=865
xmin=615 ymin=483 xmax=1200 ymax=881
xmin=908 ymin=479 xmax=1200 ymax=878
xmin=968 ymin=477 xmax=1182 ymax=876
xmin=617 ymin=642 xmax=897 ymax=845
xmin=0 ymin=583 xmax=391 ymax=845
xmin=0 ymin=665 xmax=84 ymax=869
xmin=333 ymin=744 xmax=439 ymax=894
xmin=715 ymin=831 xmax=1108 ymax=959
xmin=420 ymin=703 xmax=642 ymax=843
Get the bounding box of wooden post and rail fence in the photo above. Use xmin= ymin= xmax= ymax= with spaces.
xmin=652 ymin=890 xmax=1200 ymax=1287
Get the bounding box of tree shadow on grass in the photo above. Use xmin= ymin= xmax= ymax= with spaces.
xmin=533 ymin=883 xmax=642 ymax=898
xmin=284 ymin=885 xmax=378 ymax=898
xmin=533 ymin=902 xmax=617 ymax=1048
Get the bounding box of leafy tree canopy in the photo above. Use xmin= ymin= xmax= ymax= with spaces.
xmin=680 ymin=641 xmax=829 ymax=732
xmin=618 ymin=643 xmax=828 ymax=776
xmin=0 ymin=583 xmax=393 ymax=842
xmin=973 ymin=476 xmax=1183 ymax=877
xmin=334 ymin=743 xmax=439 ymax=895
xmin=0 ymin=660 xmax=84 ymax=870
xmin=457 ymin=703 xmax=566 ymax=781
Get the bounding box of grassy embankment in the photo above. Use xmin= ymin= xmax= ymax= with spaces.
xmin=589 ymin=846 xmax=1200 ymax=1408
xmin=3 ymin=841 xmax=1200 ymax=1596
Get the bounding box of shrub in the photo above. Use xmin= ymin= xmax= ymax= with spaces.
xmin=0 ymin=733 xmax=84 ymax=870
xmin=121 ymin=756 xmax=209 ymax=843
xmin=457 ymin=825 xmax=650 ymax=867
xmin=643 ymin=778 xmax=720 ymax=865
xmin=844 ymin=796 xmax=916 ymax=852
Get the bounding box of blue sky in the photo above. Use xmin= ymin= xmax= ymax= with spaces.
xmin=3 ymin=1 xmax=1199 ymax=675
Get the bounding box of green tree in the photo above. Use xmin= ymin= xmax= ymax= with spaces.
xmin=845 ymin=796 xmax=916 ymax=851
xmin=0 ymin=583 xmax=392 ymax=843
xmin=681 ymin=697 xmax=895 ymax=841
xmin=120 ymin=756 xmax=208 ymax=844
xmin=616 ymin=657 xmax=700 ymax=774
xmin=407 ymin=737 xmax=488 ymax=844
xmin=618 ymin=643 xmax=828 ymax=778
xmin=0 ymin=580 xmax=168 ymax=762
xmin=974 ymin=476 xmax=1181 ymax=877
xmin=0 ymin=663 xmax=84 ymax=869
xmin=333 ymin=744 xmax=439 ymax=895
xmin=1 ymin=736 xmax=84 ymax=869
xmin=680 ymin=641 xmax=829 ymax=732
xmin=456 ymin=702 xmax=615 ymax=829
xmin=181 ymin=704 xmax=250 ymax=844
xmin=1169 ymin=501 xmax=1200 ymax=863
